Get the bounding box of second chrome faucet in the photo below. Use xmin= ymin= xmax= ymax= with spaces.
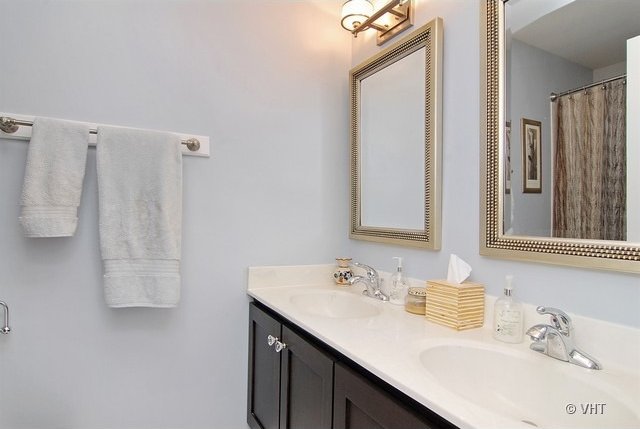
xmin=348 ymin=262 xmax=389 ymax=301
xmin=526 ymin=306 xmax=601 ymax=370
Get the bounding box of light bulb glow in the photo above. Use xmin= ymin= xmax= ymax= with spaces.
xmin=340 ymin=0 xmax=374 ymax=31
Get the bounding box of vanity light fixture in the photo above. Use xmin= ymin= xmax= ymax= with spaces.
xmin=341 ymin=0 xmax=414 ymax=45
xmin=340 ymin=0 xmax=374 ymax=31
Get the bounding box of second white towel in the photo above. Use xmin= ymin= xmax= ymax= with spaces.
xmin=97 ymin=126 xmax=182 ymax=308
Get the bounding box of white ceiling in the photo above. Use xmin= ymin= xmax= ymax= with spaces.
xmin=509 ymin=0 xmax=640 ymax=70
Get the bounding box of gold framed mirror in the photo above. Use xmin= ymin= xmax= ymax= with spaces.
xmin=480 ymin=0 xmax=640 ymax=272
xmin=350 ymin=19 xmax=443 ymax=248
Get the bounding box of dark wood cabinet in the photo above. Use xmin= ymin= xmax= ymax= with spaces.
xmin=279 ymin=325 xmax=334 ymax=429
xmin=248 ymin=303 xmax=282 ymax=429
xmin=248 ymin=303 xmax=334 ymax=429
xmin=334 ymin=363 xmax=453 ymax=429
xmin=248 ymin=302 xmax=457 ymax=429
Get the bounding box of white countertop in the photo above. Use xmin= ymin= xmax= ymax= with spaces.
xmin=247 ymin=264 xmax=640 ymax=429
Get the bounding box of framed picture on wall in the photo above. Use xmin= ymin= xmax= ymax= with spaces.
xmin=521 ymin=118 xmax=542 ymax=193
xmin=504 ymin=120 xmax=511 ymax=194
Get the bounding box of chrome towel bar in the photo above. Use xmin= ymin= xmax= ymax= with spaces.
xmin=1 ymin=116 xmax=200 ymax=151
xmin=0 ymin=113 xmax=211 ymax=157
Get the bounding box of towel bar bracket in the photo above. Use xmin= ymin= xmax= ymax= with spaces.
xmin=0 ymin=116 xmax=19 ymax=134
xmin=184 ymin=138 xmax=200 ymax=152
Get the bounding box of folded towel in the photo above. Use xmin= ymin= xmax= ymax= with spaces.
xmin=97 ymin=126 xmax=182 ymax=308
xmin=19 ymin=117 xmax=90 ymax=237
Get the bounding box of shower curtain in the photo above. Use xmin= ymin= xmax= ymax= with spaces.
xmin=552 ymin=78 xmax=626 ymax=241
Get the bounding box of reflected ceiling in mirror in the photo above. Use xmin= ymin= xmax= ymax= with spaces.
xmin=480 ymin=0 xmax=640 ymax=272
xmin=350 ymin=19 xmax=442 ymax=248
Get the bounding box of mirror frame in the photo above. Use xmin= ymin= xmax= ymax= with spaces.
xmin=350 ymin=18 xmax=443 ymax=249
xmin=480 ymin=0 xmax=640 ymax=273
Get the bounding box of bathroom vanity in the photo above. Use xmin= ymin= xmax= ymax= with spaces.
xmin=248 ymin=301 xmax=454 ymax=429
xmin=247 ymin=264 xmax=640 ymax=429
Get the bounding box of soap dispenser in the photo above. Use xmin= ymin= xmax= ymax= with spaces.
xmin=493 ymin=275 xmax=523 ymax=343
xmin=388 ymin=257 xmax=409 ymax=305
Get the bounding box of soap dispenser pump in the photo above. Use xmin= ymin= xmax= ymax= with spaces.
xmin=493 ymin=275 xmax=524 ymax=343
xmin=388 ymin=257 xmax=409 ymax=305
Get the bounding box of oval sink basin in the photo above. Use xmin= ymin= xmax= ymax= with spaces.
xmin=419 ymin=341 xmax=640 ymax=429
xmin=290 ymin=290 xmax=381 ymax=319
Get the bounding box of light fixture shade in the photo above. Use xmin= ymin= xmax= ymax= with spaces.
xmin=341 ymin=0 xmax=374 ymax=31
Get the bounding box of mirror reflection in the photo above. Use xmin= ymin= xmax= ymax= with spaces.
xmin=361 ymin=47 xmax=426 ymax=230
xmin=502 ymin=0 xmax=640 ymax=242
xmin=350 ymin=19 xmax=442 ymax=248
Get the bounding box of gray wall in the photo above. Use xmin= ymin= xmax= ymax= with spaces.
xmin=0 ymin=1 xmax=350 ymax=428
xmin=1 ymin=1 xmax=639 ymax=429
xmin=505 ymin=38 xmax=593 ymax=235
xmin=350 ymin=0 xmax=640 ymax=328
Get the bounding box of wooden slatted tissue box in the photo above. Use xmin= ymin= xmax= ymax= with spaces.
xmin=425 ymin=280 xmax=485 ymax=330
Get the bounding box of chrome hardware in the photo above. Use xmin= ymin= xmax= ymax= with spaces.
xmin=535 ymin=306 xmax=572 ymax=335
xmin=0 ymin=116 xmax=202 ymax=152
xmin=274 ymin=340 xmax=287 ymax=353
xmin=348 ymin=262 xmax=389 ymax=301
xmin=184 ymin=138 xmax=201 ymax=152
xmin=526 ymin=306 xmax=601 ymax=370
xmin=0 ymin=301 xmax=10 ymax=334
xmin=0 ymin=117 xmax=19 ymax=134
xmin=267 ymin=335 xmax=277 ymax=347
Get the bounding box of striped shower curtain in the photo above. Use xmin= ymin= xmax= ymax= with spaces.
xmin=552 ymin=78 xmax=626 ymax=241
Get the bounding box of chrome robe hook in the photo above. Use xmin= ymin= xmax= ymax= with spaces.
xmin=0 ymin=301 xmax=10 ymax=334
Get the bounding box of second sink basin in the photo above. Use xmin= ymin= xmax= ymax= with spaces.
xmin=290 ymin=290 xmax=381 ymax=319
xmin=418 ymin=340 xmax=640 ymax=429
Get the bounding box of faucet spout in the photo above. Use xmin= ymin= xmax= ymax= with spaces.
xmin=348 ymin=274 xmax=370 ymax=292
xmin=569 ymin=349 xmax=602 ymax=370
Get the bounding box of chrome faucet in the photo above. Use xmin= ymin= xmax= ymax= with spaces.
xmin=526 ymin=306 xmax=601 ymax=370
xmin=348 ymin=262 xmax=388 ymax=301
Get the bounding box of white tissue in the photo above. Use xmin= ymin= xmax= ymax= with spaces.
xmin=446 ymin=254 xmax=472 ymax=284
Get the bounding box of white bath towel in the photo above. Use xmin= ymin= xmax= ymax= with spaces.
xmin=19 ymin=117 xmax=90 ymax=237
xmin=97 ymin=126 xmax=182 ymax=308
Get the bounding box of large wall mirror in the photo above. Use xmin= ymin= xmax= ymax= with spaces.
xmin=350 ymin=19 xmax=442 ymax=248
xmin=481 ymin=0 xmax=640 ymax=272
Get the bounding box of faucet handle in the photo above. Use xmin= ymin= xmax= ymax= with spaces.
xmin=536 ymin=306 xmax=572 ymax=334
xmin=352 ymin=262 xmax=378 ymax=278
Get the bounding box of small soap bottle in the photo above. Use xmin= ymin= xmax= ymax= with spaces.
xmin=493 ymin=275 xmax=523 ymax=343
xmin=388 ymin=257 xmax=409 ymax=305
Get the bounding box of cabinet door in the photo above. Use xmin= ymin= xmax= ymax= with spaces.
xmin=279 ymin=326 xmax=334 ymax=429
xmin=248 ymin=304 xmax=282 ymax=429
xmin=334 ymin=363 xmax=445 ymax=429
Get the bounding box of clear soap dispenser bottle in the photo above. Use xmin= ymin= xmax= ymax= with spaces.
xmin=389 ymin=257 xmax=409 ymax=305
xmin=493 ymin=275 xmax=524 ymax=343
